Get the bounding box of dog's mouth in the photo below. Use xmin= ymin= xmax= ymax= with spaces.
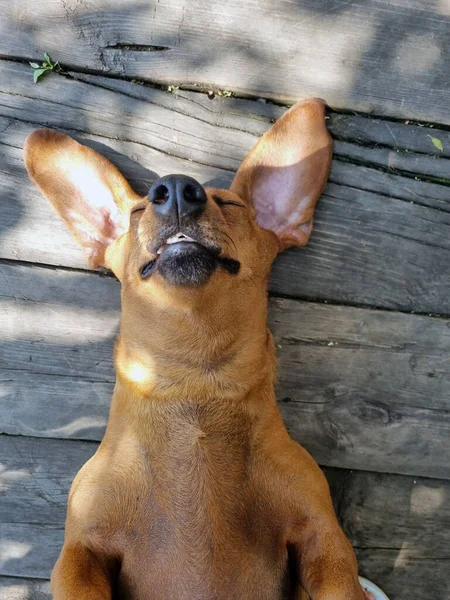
xmin=140 ymin=231 xmax=240 ymax=286
xmin=155 ymin=232 xmax=210 ymax=256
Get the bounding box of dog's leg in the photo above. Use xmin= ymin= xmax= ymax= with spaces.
xmin=298 ymin=586 xmax=311 ymax=599
xmin=271 ymin=441 xmax=366 ymax=600
xmin=51 ymin=543 xmax=114 ymax=599
xmin=292 ymin=518 xmax=366 ymax=600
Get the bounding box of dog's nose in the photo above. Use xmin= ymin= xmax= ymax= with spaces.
xmin=148 ymin=175 xmax=207 ymax=220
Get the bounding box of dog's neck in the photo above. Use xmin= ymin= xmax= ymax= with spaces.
xmin=113 ymin=282 xmax=277 ymax=407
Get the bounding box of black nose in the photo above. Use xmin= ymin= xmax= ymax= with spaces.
xmin=148 ymin=175 xmax=207 ymax=220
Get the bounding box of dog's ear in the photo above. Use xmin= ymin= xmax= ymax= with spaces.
xmin=24 ymin=129 xmax=144 ymax=269
xmin=230 ymin=99 xmax=332 ymax=251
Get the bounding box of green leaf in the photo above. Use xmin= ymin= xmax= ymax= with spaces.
xmin=29 ymin=62 xmax=40 ymax=69
xmin=428 ymin=135 xmax=444 ymax=152
xmin=33 ymin=68 xmax=48 ymax=83
xmin=44 ymin=52 xmax=53 ymax=66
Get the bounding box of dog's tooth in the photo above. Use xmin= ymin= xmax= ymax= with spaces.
xmin=166 ymin=234 xmax=196 ymax=244
xmin=166 ymin=234 xmax=181 ymax=244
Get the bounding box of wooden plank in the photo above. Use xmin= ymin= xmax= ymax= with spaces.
xmin=356 ymin=550 xmax=449 ymax=600
xmin=0 ymin=524 xmax=63 ymax=582
xmin=2 ymin=262 xmax=449 ymax=479
xmin=274 ymin=298 xmax=450 ymax=479
xmin=0 ymin=372 xmax=112 ymax=440
xmin=0 ymin=434 xmax=95 ymax=526
xmin=1 ymin=0 xmax=449 ymax=123
xmin=333 ymin=470 xmax=450 ymax=555
xmin=2 ymin=62 xmax=449 ymax=178
xmin=327 ymin=468 xmax=450 ymax=600
xmin=0 ymin=435 xmax=95 ymax=579
xmin=0 ymin=578 xmax=51 ymax=600
xmin=327 ymin=112 xmax=450 ymax=158
xmin=329 ymin=161 xmax=450 ymax=213
xmin=1 ymin=434 xmax=449 ymax=600
xmin=334 ymin=140 xmax=450 ymax=181
xmin=0 ymin=62 xmax=449 ymax=313
xmin=272 ymin=184 xmax=450 ymax=313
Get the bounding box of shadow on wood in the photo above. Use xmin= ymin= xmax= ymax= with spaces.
xmin=1 ymin=0 xmax=449 ymax=122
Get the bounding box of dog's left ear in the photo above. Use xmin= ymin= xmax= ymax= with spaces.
xmin=24 ymin=129 xmax=143 ymax=269
xmin=230 ymin=99 xmax=332 ymax=251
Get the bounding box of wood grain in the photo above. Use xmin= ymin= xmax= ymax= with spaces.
xmin=2 ymin=261 xmax=449 ymax=479
xmin=1 ymin=434 xmax=448 ymax=599
xmin=0 ymin=578 xmax=52 ymax=600
xmin=0 ymin=0 xmax=449 ymax=123
xmin=328 ymin=468 xmax=450 ymax=599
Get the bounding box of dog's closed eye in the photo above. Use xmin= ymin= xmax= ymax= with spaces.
xmin=212 ymin=195 xmax=245 ymax=208
xmin=131 ymin=204 xmax=147 ymax=215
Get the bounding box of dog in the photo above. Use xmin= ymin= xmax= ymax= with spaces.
xmin=25 ymin=99 xmax=373 ymax=600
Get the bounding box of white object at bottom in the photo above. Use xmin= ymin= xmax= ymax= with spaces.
xmin=359 ymin=576 xmax=390 ymax=600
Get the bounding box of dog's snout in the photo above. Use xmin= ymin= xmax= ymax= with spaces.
xmin=149 ymin=175 xmax=207 ymax=220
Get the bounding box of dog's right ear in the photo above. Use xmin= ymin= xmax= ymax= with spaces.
xmin=24 ymin=129 xmax=144 ymax=269
xmin=230 ymin=99 xmax=332 ymax=251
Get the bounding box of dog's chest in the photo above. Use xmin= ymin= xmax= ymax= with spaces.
xmin=81 ymin=404 xmax=290 ymax=598
xmin=115 ymin=456 xmax=288 ymax=600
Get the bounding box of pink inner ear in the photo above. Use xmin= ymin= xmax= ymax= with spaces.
xmin=251 ymin=150 xmax=328 ymax=249
xmin=24 ymin=128 xmax=144 ymax=270
xmin=54 ymin=161 xmax=129 ymax=267
xmin=230 ymin=100 xmax=332 ymax=250
xmin=253 ymin=167 xmax=300 ymax=234
xmin=67 ymin=205 xmax=126 ymax=265
xmin=61 ymin=163 xmax=126 ymax=239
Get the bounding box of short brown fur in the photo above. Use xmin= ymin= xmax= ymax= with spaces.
xmin=24 ymin=99 xmax=371 ymax=600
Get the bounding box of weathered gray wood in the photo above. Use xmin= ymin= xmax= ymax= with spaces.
xmin=1 ymin=62 xmax=449 ymax=313
xmin=1 ymin=434 xmax=449 ymax=599
xmin=329 ymin=161 xmax=450 ymax=212
xmin=75 ymin=77 xmax=450 ymax=160
xmin=356 ymin=549 xmax=449 ymax=600
xmin=327 ymin=113 xmax=450 ymax=158
xmin=0 ymin=261 xmax=120 ymax=381
xmin=272 ymin=184 xmax=450 ymax=313
xmin=0 ymin=578 xmax=51 ymax=600
xmin=2 ymin=261 xmax=449 ymax=478
xmin=274 ymin=297 xmax=450 ymax=479
xmin=0 ymin=372 xmax=112 ymax=440
xmin=0 ymin=523 xmax=63 ymax=580
xmin=271 ymin=297 xmax=450 ymax=411
xmin=0 ymin=435 xmax=95 ymax=526
xmin=334 ymin=140 xmax=450 ymax=181
xmin=334 ymin=470 xmax=450 ymax=554
xmin=1 ymin=0 xmax=449 ymax=124
xmin=2 ymin=61 xmax=449 ymax=177
xmin=327 ymin=468 xmax=450 ymax=600
xmin=0 ymin=435 xmax=95 ymax=579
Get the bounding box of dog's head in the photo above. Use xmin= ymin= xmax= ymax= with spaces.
xmin=24 ymin=99 xmax=331 ymax=395
xmin=24 ymin=99 xmax=331 ymax=291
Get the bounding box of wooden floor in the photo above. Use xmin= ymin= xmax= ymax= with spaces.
xmin=1 ymin=1 xmax=449 ymax=599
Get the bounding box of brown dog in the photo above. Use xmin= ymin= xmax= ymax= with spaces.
xmin=25 ymin=99 xmax=370 ymax=600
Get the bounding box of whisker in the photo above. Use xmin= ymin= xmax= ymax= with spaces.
xmin=221 ymin=231 xmax=238 ymax=256
xmin=123 ymin=281 xmax=133 ymax=294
